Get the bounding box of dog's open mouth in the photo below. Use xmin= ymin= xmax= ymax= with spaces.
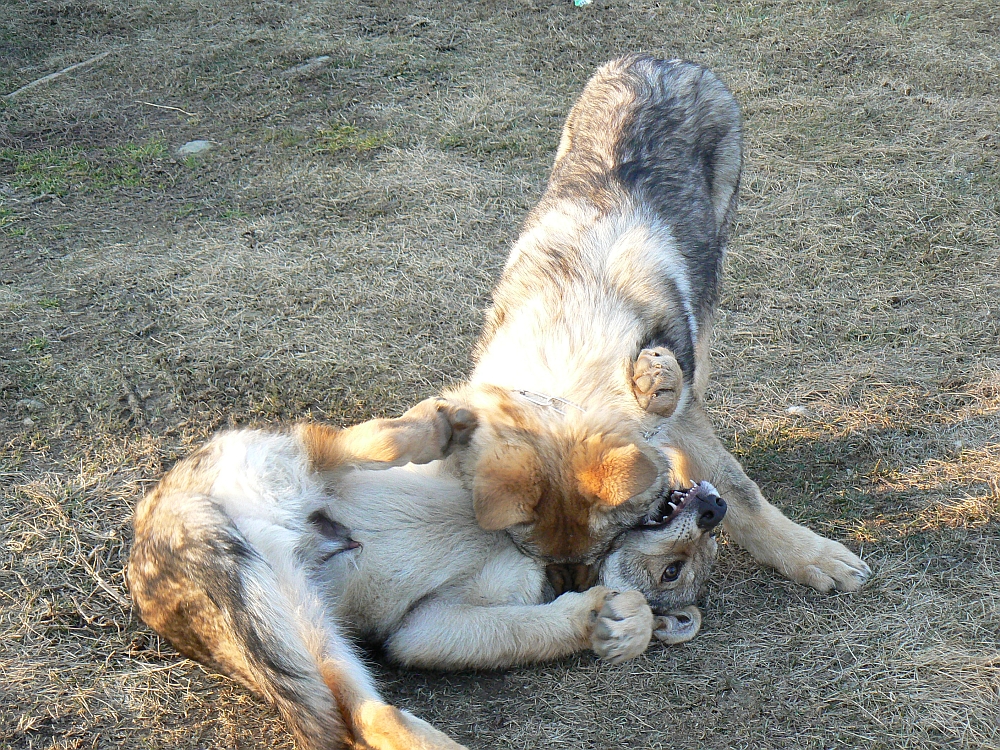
xmin=638 ymin=483 xmax=705 ymax=528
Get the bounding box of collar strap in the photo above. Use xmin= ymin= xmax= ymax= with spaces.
xmin=513 ymin=389 xmax=586 ymax=415
xmin=642 ymin=422 xmax=666 ymax=442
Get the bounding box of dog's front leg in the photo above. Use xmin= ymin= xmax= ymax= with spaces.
xmin=298 ymin=398 xmax=477 ymax=472
xmin=664 ymin=403 xmax=871 ymax=592
xmin=384 ymin=588 xmax=652 ymax=670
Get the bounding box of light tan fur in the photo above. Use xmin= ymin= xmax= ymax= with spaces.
xmin=632 ymin=347 xmax=684 ymax=417
xmin=628 ymin=347 xmax=864 ymax=590
xmin=444 ymin=383 xmax=672 ymax=563
xmin=130 ymin=397 xmax=715 ymax=750
xmin=130 ymin=55 xmax=869 ymax=750
xmin=130 ymin=398 xmax=478 ymax=750
xmin=642 ymin=398 xmax=869 ymax=592
xmin=298 ymin=397 xmax=475 ymax=471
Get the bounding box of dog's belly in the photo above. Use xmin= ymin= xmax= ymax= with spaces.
xmin=323 ymin=463 xmax=547 ymax=639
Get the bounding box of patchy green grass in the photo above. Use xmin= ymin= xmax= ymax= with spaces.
xmin=315 ymin=123 xmax=391 ymax=154
xmin=0 ymin=206 xmax=18 ymax=231
xmin=439 ymin=126 xmax=542 ymax=156
xmin=0 ymin=139 xmax=167 ymax=196
xmin=0 ymin=147 xmax=94 ymax=196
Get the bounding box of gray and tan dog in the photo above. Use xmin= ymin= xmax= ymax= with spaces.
xmin=446 ymin=54 xmax=870 ymax=593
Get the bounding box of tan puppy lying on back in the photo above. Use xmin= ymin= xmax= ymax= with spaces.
xmin=130 ymin=398 xmax=724 ymax=750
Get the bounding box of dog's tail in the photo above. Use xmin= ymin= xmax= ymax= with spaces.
xmin=615 ymin=56 xmax=743 ymax=245
xmin=128 ymin=491 xmax=463 ymax=750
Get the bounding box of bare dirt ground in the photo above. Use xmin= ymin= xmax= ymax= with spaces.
xmin=2 ymin=1 xmax=998 ymax=748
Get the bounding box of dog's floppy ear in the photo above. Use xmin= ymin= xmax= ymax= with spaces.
xmin=473 ymin=444 xmax=544 ymax=530
xmin=576 ymin=438 xmax=658 ymax=507
xmin=653 ymin=605 xmax=702 ymax=644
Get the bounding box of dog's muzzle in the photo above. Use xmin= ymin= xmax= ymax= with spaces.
xmin=639 ymin=480 xmax=727 ymax=531
xmin=693 ymin=483 xmax=727 ymax=531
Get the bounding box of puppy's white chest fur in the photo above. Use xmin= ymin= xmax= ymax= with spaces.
xmin=322 ymin=463 xmax=546 ymax=637
xmin=472 ymin=206 xmax=695 ymax=415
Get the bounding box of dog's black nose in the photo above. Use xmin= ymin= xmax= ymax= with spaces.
xmin=695 ymin=489 xmax=727 ymax=530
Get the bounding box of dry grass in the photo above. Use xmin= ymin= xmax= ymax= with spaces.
xmin=2 ymin=1 xmax=998 ymax=748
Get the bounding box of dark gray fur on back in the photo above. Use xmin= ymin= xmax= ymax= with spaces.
xmin=479 ymin=55 xmax=743 ymax=381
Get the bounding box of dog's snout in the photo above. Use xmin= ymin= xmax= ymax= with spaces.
xmin=695 ymin=491 xmax=727 ymax=531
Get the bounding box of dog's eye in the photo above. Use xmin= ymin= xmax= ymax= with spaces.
xmin=661 ymin=561 xmax=684 ymax=583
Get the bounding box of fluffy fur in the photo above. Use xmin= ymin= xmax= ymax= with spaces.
xmin=129 ymin=53 xmax=871 ymax=750
xmin=129 ymin=399 xmax=719 ymax=750
xmin=448 ymin=54 xmax=870 ymax=593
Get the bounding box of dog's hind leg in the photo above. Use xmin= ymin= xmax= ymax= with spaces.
xmin=130 ymin=491 xmax=465 ymax=750
xmin=660 ymin=403 xmax=872 ymax=593
xmin=298 ymin=397 xmax=477 ymax=472
xmin=324 ymin=662 xmax=466 ymax=750
xmin=249 ymin=555 xmax=465 ymax=750
xmin=130 ymin=492 xmax=356 ymax=750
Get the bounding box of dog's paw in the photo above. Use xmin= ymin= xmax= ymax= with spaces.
xmin=652 ymin=605 xmax=701 ymax=645
xmin=354 ymin=704 xmax=468 ymax=750
xmin=783 ymin=533 xmax=872 ymax=593
xmin=399 ymin=398 xmax=478 ymax=463
xmin=553 ymin=585 xmax=613 ymax=642
xmin=632 ymin=348 xmax=683 ymax=417
xmin=590 ymin=590 xmax=654 ymax=664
